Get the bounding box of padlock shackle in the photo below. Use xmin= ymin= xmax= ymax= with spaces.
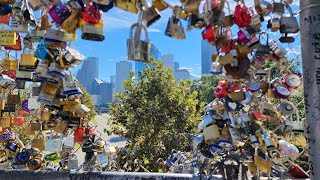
xmin=129 ymin=23 xmax=148 ymax=41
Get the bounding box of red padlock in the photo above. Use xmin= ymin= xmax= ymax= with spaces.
xmin=288 ymin=165 xmax=309 ymax=179
xmin=234 ymin=1 xmax=252 ymax=28
xmin=13 ymin=116 xmax=24 ymax=126
xmin=81 ymin=2 xmax=102 ymax=24
xmin=202 ymin=25 xmax=215 ymax=42
xmin=74 ymin=128 xmax=84 ymax=143
xmin=229 ymin=84 xmax=241 ymax=92
xmin=214 ymin=85 xmax=228 ymax=98
xmin=2 ymin=70 xmax=16 ymax=80
xmin=218 ymin=80 xmax=228 ymax=86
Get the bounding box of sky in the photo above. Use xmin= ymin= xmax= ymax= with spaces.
xmin=71 ymin=0 xmax=301 ymax=81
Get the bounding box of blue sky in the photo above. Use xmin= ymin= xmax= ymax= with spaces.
xmin=71 ymin=0 xmax=301 ymax=81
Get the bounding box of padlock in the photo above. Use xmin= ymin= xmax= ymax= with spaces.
xmin=246 ymin=36 xmax=260 ymax=50
xmin=253 ymin=150 xmax=271 ymax=173
xmin=237 ymin=29 xmax=251 ymax=43
xmin=251 ymin=13 xmax=262 ymax=28
xmin=127 ymin=20 xmax=151 ymax=62
xmin=20 ymin=49 xmax=38 ymax=72
xmin=0 ymin=4 xmax=12 ymax=16
xmin=80 ymin=19 xmax=105 ymax=41
xmin=31 ymin=133 xmax=46 ymax=150
xmin=63 ymin=71 xmax=79 ymax=95
xmin=280 ymin=3 xmax=299 ymax=34
xmin=5 ymin=141 xmax=18 ymax=152
xmin=44 ymin=29 xmax=67 ymax=48
xmin=288 ymin=164 xmax=309 ymax=179
xmin=62 ymin=10 xmax=79 ymax=34
xmin=95 ymin=139 xmax=105 ymax=152
xmin=283 ymin=74 xmax=301 ymax=89
xmin=4 ymin=34 xmax=22 ymax=51
xmin=234 ymin=1 xmax=251 ymax=28
xmin=27 ymin=154 xmax=43 ymax=170
xmin=202 ymin=25 xmax=216 ymax=42
xmin=28 ymin=0 xmax=42 ymax=11
xmin=272 ymin=0 xmax=285 ymax=14
xmin=142 ymin=1 xmax=160 ymax=27
xmin=203 ymin=110 xmax=214 ymax=127
xmin=82 ymin=140 xmax=94 ymax=152
xmin=214 ymin=84 xmax=228 ymax=98
xmin=44 ymin=133 xmax=63 ymax=152
xmin=254 ymin=0 xmax=272 ymax=16
xmin=278 ymin=100 xmax=295 ymax=116
xmin=203 ymin=124 xmax=220 ymax=142
xmin=15 ymin=148 xmax=30 ymax=165
xmin=23 ymin=4 xmax=36 ymax=27
xmin=224 ymin=56 xmax=250 ymax=79
xmin=97 ymin=153 xmax=108 ymax=166
xmin=34 ymin=42 xmax=48 ymax=60
xmin=48 ymin=61 xmax=66 ymax=78
xmin=259 ymin=102 xmax=276 ymax=117
xmin=228 ymin=127 xmax=244 ymax=146
xmin=74 ymin=128 xmax=84 ymax=143
xmin=165 ymin=17 xmax=185 ymax=40
xmin=270 ymin=40 xmax=287 ymax=58
xmin=81 ymin=2 xmax=102 ymax=24
xmin=92 ymin=0 xmax=113 ymax=12
xmin=187 ymin=14 xmax=205 ymax=31
xmin=274 ymin=84 xmax=290 ymax=99
xmin=114 ymin=0 xmax=138 ymax=14
xmin=152 ymin=0 xmax=168 ymax=11
xmin=67 ymin=117 xmax=81 ymax=127
xmin=267 ymin=17 xmax=280 ymax=32
xmin=12 ymin=116 xmax=24 ymax=126
xmin=64 ymin=134 xmax=75 ymax=149
xmin=49 ymin=4 xmax=71 ymax=24
xmin=279 ymin=33 xmax=295 ymax=43
xmin=278 ymin=140 xmax=299 ymax=158
xmin=256 ymin=32 xmax=270 ymax=55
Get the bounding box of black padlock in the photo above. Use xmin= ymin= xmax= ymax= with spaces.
xmin=272 ymin=0 xmax=285 ymax=14
xmin=280 ymin=4 xmax=299 ymax=34
xmin=279 ymin=33 xmax=295 ymax=43
xmin=256 ymin=32 xmax=270 ymax=55
xmin=187 ymin=14 xmax=205 ymax=31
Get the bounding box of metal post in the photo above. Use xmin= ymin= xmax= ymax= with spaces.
xmin=300 ymin=0 xmax=320 ymax=179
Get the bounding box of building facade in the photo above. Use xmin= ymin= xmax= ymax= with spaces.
xmin=76 ymin=57 xmax=99 ymax=93
xmin=116 ymin=61 xmax=132 ymax=93
xmin=201 ymin=40 xmax=216 ymax=75
xmin=174 ymin=69 xmax=191 ymax=82
xmin=92 ymin=79 xmax=113 ymax=105
xmin=161 ymin=54 xmax=174 ymax=72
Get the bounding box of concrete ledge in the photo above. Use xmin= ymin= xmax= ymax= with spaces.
xmin=0 ymin=170 xmax=223 ymax=180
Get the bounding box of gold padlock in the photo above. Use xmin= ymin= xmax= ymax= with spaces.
xmin=218 ymin=53 xmax=233 ymax=65
xmin=31 ymin=133 xmax=46 ymax=150
xmin=62 ymin=10 xmax=79 ymax=34
xmin=254 ymin=155 xmax=271 ymax=173
xmin=152 ymin=0 xmax=168 ymax=11
xmin=115 ymin=0 xmax=138 ymax=14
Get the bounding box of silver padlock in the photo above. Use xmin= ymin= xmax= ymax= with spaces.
xmin=68 ymin=154 xmax=78 ymax=170
xmin=142 ymin=0 xmax=161 ymax=27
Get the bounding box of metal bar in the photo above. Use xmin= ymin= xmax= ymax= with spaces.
xmin=300 ymin=0 xmax=320 ymax=179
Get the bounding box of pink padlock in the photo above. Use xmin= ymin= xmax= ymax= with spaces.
xmin=279 ymin=140 xmax=299 ymax=158
xmin=237 ymin=29 xmax=251 ymax=43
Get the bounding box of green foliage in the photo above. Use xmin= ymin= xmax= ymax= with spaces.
xmin=109 ymin=59 xmax=201 ymax=172
xmin=191 ymin=74 xmax=221 ymax=105
xmin=77 ymin=82 xmax=97 ymax=121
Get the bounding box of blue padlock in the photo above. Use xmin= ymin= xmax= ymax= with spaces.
xmin=6 ymin=141 xmax=18 ymax=152
xmin=34 ymin=42 xmax=48 ymax=60
xmin=0 ymin=4 xmax=12 ymax=16
xmin=16 ymin=149 xmax=30 ymax=165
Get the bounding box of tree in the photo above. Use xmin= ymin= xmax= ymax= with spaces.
xmin=191 ymin=74 xmax=221 ymax=106
xmin=77 ymin=82 xmax=97 ymax=121
xmin=109 ymin=59 xmax=201 ymax=172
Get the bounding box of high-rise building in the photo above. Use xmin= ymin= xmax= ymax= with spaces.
xmin=92 ymin=79 xmax=113 ymax=105
xmin=201 ymin=40 xmax=216 ymax=75
xmin=135 ymin=44 xmax=161 ymax=79
xmin=161 ymin=54 xmax=174 ymax=72
xmin=116 ymin=61 xmax=132 ymax=93
xmin=174 ymin=62 xmax=180 ymax=72
xmin=76 ymin=57 xmax=99 ymax=93
xmin=174 ymin=69 xmax=191 ymax=82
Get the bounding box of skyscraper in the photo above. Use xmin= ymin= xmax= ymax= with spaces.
xmin=174 ymin=69 xmax=191 ymax=82
xmin=174 ymin=62 xmax=180 ymax=72
xmin=116 ymin=61 xmax=132 ymax=93
xmin=92 ymin=79 xmax=113 ymax=105
xmin=161 ymin=54 xmax=174 ymax=72
xmin=135 ymin=44 xmax=161 ymax=79
xmin=201 ymin=40 xmax=216 ymax=75
xmin=76 ymin=57 xmax=99 ymax=93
